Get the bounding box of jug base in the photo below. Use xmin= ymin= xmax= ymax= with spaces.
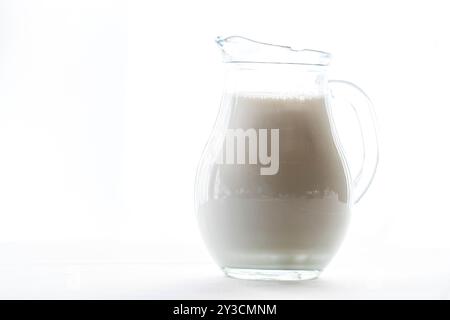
xmin=222 ymin=267 xmax=321 ymax=281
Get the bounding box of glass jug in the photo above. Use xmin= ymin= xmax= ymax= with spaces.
xmin=195 ymin=36 xmax=378 ymax=281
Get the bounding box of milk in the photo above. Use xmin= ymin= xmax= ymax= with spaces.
xmin=197 ymin=94 xmax=351 ymax=271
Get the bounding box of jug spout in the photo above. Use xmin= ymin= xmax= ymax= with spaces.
xmin=216 ymin=36 xmax=331 ymax=66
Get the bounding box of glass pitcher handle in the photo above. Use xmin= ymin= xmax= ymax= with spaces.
xmin=328 ymin=80 xmax=379 ymax=204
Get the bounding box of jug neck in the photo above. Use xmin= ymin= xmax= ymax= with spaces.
xmin=216 ymin=36 xmax=331 ymax=65
xmin=223 ymin=63 xmax=328 ymax=97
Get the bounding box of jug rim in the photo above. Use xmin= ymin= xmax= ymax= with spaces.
xmin=216 ymin=36 xmax=331 ymax=66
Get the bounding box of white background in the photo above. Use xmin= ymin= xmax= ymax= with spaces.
xmin=0 ymin=0 xmax=450 ymax=299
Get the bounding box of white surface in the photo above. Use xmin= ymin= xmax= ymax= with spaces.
xmin=0 ymin=0 xmax=450 ymax=299
xmin=0 ymin=245 xmax=449 ymax=299
xmin=1 ymin=237 xmax=449 ymax=299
